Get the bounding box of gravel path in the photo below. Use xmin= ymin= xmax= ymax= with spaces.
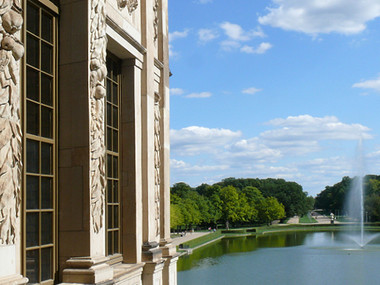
xmin=171 ymin=232 xmax=211 ymax=246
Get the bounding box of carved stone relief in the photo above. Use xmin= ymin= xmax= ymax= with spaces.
xmin=117 ymin=0 xmax=138 ymax=14
xmin=90 ymin=0 xmax=107 ymax=233
xmin=153 ymin=0 xmax=159 ymax=42
xmin=0 ymin=0 xmax=24 ymax=245
xmin=154 ymin=93 xmax=161 ymax=238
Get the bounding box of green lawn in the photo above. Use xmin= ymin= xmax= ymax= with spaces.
xmin=299 ymin=215 xmax=318 ymax=223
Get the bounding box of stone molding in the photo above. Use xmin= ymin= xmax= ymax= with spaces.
xmin=89 ymin=0 xmax=108 ymax=233
xmin=154 ymin=92 xmax=161 ymax=239
xmin=0 ymin=0 xmax=24 ymax=245
xmin=117 ymin=0 xmax=138 ymax=14
xmin=153 ymin=0 xmax=159 ymax=42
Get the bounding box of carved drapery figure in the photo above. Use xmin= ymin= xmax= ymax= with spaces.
xmin=90 ymin=0 xmax=107 ymax=233
xmin=117 ymin=0 xmax=138 ymax=14
xmin=0 ymin=0 xmax=24 ymax=245
xmin=154 ymin=93 xmax=161 ymax=238
xmin=153 ymin=0 xmax=159 ymax=42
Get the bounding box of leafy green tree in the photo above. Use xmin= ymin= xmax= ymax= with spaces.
xmin=170 ymin=203 xmax=184 ymax=229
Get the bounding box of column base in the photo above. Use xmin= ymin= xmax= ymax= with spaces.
xmin=142 ymin=260 xmax=165 ymax=285
xmin=62 ymin=256 xmax=113 ymax=284
xmin=142 ymin=242 xmax=162 ymax=262
xmin=0 ymin=274 xmax=28 ymax=285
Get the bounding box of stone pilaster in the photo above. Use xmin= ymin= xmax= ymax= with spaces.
xmin=58 ymin=0 xmax=112 ymax=281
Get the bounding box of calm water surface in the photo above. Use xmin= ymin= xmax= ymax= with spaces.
xmin=177 ymin=231 xmax=380 ymax=285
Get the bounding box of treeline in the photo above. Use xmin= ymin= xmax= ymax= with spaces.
xmin=171 ymin=177 xmax=314 ymax=230
xmin=315 ymin=175 xmax=380 ymax=221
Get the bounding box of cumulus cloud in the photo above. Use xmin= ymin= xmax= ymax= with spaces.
xmin=170 ymin=126 xmax=242 ymax=156
xmin=241 ymin=42 xmax=273 ymax=54
xmin=353 ymin=76 xmax=380 ymax=92
xmin=220 ymin=22 xmax=265 ymax=41
xmin=185 ymin=92 xmax=212 ymax=98
xmin=170 ymin=88 xmax=185 ymax=95
xmin=171 ymin=159 xmax=229 ymax=173
xmin=169 ymin=29 xmax=190 ymax=42
xmin=259 ymin=0 xmax=380 ymax=36
xmin=242 ymin=87 xmax=262 ymax=95
xmin=198 ymin=28 xmax=219 ymax=42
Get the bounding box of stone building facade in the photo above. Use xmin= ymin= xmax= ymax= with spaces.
xmin=0 ymin=0 xmax=178 ymax=284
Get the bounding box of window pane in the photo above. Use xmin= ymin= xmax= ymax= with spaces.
xmin=41 ymin=106 xmax=52 ymax=138
xmin=27 ymin=139 xmax=39 ymax=173
xmin=41 ymin=247 xmax=52 ymax=281
xmin=41 ymin=212 xmax=52 ymax=244
xmin=107 ymin=127 xmax=112 ymax=151
xmin=27 ymin=101 xmax=39 ymax=135
xmin=41 ymin=12 xmax=52 ymax=43
xmin=112 ymin=106 xmax=118 ymax=128
xmin=107 ymin=154 xmax=112 ymax=177
xmin=107 ymin=180 xmax=112 ymax=203
xmin=114 ymin=231 xmax=119 ymax=253
xmin=107 ymin=103 xmax=112 ymax=127
xmin=27 ymin=67 xmax=39 ymax=101
xmin=41 ymin=177 xmax=52 ymax=209
xmin=113 ymin=130 xmax=118 ymax=152
xmin=108 ymin=205 xmax=112 ymax=228
xmin=26 ymin=176 xmax=39 ymax=209
xmin=114 ymin=206 xmax=119 ymax=228
xmin=106 ymin=79 xmax=111 ymax=102
xmin=107 ymin=231 xmax=112 ymax=255
xmin=26 ymin=213 xmax=39 ymax=247
xmin=26 ymin=250 xmax=39 ymax=284
xmin=41 ymin=74 xmax=53 ymax=106
xmin=113 ymin=181 xmax=118 ymax=205
xmin=27 ymin=2 xmax=39 ymax=35
xmin=112 ymin=83 xmax=118 ymax=104
xmin=41 ymin=143 xmax=52 ymax=174
xmin=41 ymin=43 xmax=52 ymax=74
xmin=27 ymin=34 xmax=39 ymax=67
xmin=113 ymin=156 xmax=118 ymax=179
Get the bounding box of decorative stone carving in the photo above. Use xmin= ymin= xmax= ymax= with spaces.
xmin=154 ymin=93 xmax=161 ymax=238
xmin=0 ymin=0 xmax=24 ymax=245
xmin=153 ymin=0 xmax=159 ymax=42
xmin=117 ymin=0 xmax=138 ymax=14
xmin=90 ymin=0 xmax=107 ymax=233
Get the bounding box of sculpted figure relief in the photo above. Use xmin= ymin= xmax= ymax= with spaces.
xmin=117 ymin=0 xmax=138 ymax=14
xmin=0 ymin=0 xmax=24 ymax=245
xmin=90 ymin=0 xmax=107 ymax=233
xmin=154 ymin=93 xmax=161 ymax=238
xmin=153 ymin=0 xmax=159 ymax=42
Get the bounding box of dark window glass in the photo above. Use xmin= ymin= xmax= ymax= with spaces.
xmin=27 ymin=101 xmax=39 ymax=135
xmin=41 ymin=74 xmax=52 ymax=106
xmin=107 ymin=180 xmax=112 ymax=203
xmin=113 ymin=130 xmax=118 ymax=152
xmin=41 ymin=177 xmax=52 ymax=209
xmin=27 ymin=139 xmax=39 ymax=173
xmin=107 ymin=127 xmax=112 ymax=151
xmin=41 ymin=12 xmax=52 ymax=43
xmin=41 ymin=143 xmax=52 ymax=174
xmin=26 ymin=176 xmax=39 ymax=209
xmin=26 ymin=250 xmax=39 ymax=283
xmin=114 ymin=206 xmax=119 ymax=228
xmin=27 ymin=34 xmax=39 ymax=67
xmin=106 ymin=79 xmax=111 ymax=102
xmin=114 ymin=231 xmax=119 ymax=253
xmin=107 ymin=103 xmax=112 ymax=128
xmin=41 ymin=106 xmax=52 ymax=138
xmin=113 ymin=181 xmax=118 ymax=205
xmin=41 ymin=43 xmax=52 ymax=74
xmin=108 ymin=205 xmax=113 ymax=229
xmin=27 ymin=67 xmax=39 ymax=101
xmin=113 ymin=156 xmax=118 ymax=179
xmin=107 ymin=231 xmax=112 ymax=254
xmin=41 ymin=247 xmax=52 ymax=281
xmin=26 ymin=213 xmax=39 ymax=247
xmin=27 ymin=2 xmax=39 ymax=35
xmin=107 ymin=154 xmax=112 ymax=177
xmin=112 ymin=83 xmax=118 ymax=104
xmin=112 ymin=106 xmax=118 ymax=128
xmin=41 ymin=212 xmax=52 ymax=244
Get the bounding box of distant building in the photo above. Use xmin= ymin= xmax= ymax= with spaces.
xmin=0 ymin=0 xmax=177 ymax=284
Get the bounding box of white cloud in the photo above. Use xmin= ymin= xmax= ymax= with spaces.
xmin=170 ymin=126 xmax=242 ymax=156
xmin=241 ymin=42 xmax=273 ymax=54
xmin=220 ymin=22 xmax=265 ymax=41
xmin=242 ymin=87 xmax=262 ymax=95
xmin=169 ymin=29 xmax=189 ymax=42
xmin=259 ymin=0 xmax=380 ymax=36
xmin=198 ymin=29 xmax=219 ymax=42
xmin=170 ymin=88 xmax=185 ymax=95
xmin=353 ymin=76 xmax=380 ymax=92
xmin=171 ymin=159 xmax=229 ymax=173
xmin=185 ymin=92 xmax=212 ymax=98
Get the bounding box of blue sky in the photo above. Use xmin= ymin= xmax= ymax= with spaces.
xmin=168 ymin=0 xmax=380 ymax=196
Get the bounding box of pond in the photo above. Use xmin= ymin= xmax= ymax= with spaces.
xmin=177 ymin=231 xmax=380 ymax=285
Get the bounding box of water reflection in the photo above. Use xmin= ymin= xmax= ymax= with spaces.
xmin=178 ymin=231 xmax=380 ymax=285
